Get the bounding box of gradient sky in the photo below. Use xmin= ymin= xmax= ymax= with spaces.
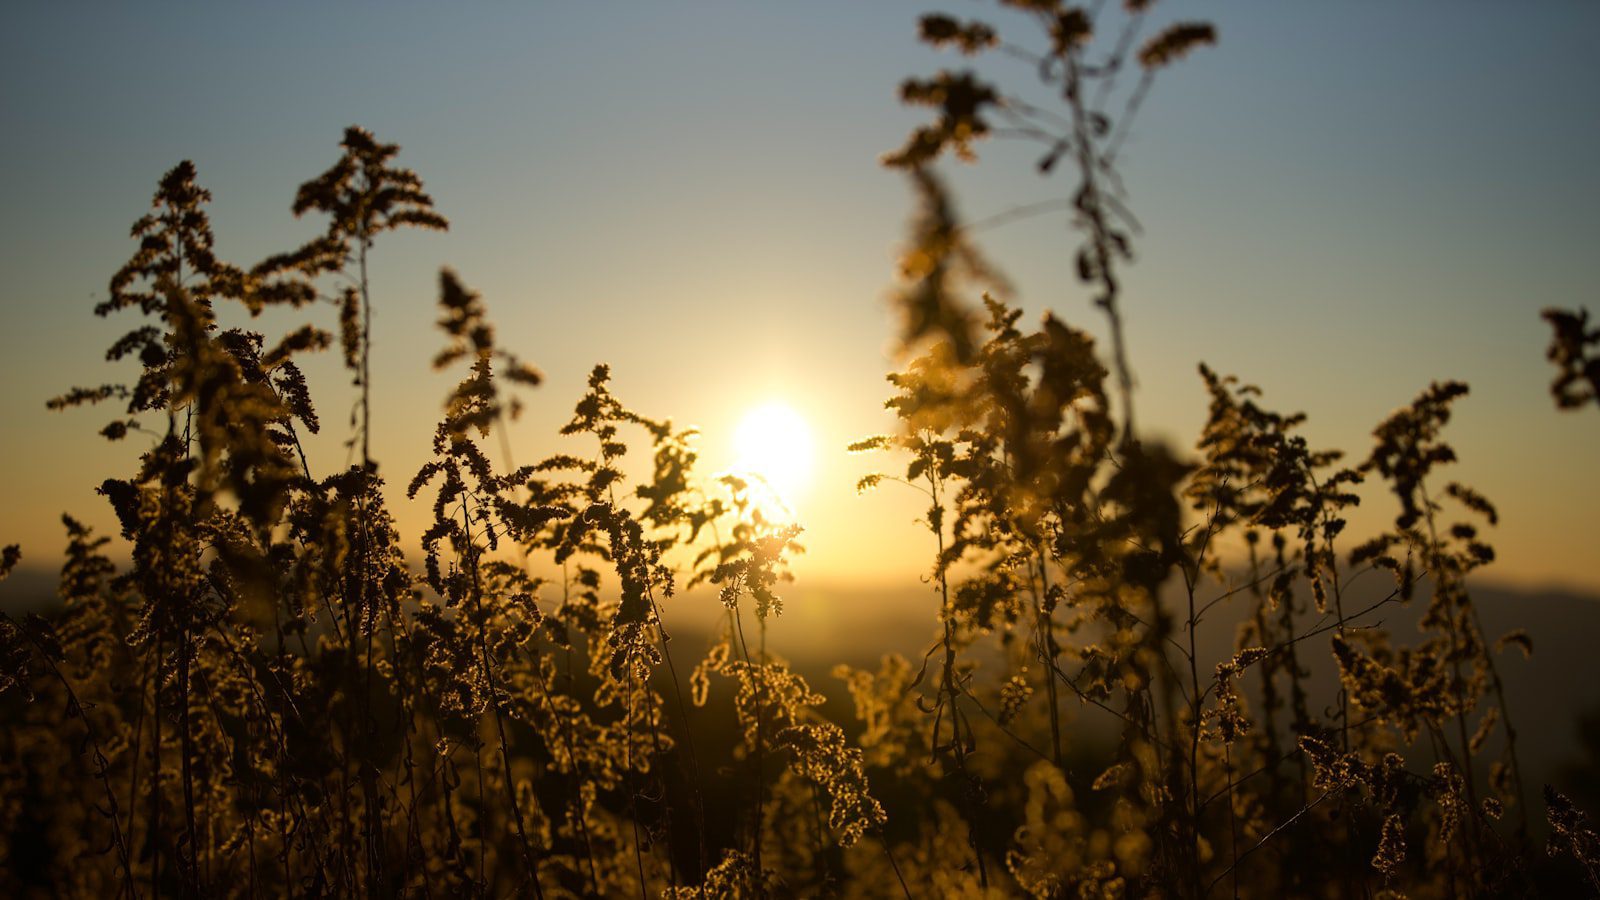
xmin=3 ymin=1 xmax=1597 ymax=595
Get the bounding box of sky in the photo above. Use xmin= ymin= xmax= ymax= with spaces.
xmin=2 ymin=1 xmax=1598 ymax=597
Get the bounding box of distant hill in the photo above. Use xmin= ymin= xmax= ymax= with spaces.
xmin=6 ymin=560 xmax=1597 ymax=809
xmin=0 ymin=565 xmax=59 ymax=613
xmin=673 ymin=573 xmax=1600 ymax=813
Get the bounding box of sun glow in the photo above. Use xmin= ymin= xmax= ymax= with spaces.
xmin=731 ymin=402 xmax=815 ymax=511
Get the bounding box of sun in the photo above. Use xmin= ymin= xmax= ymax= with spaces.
xmin=731 ymin=402 xmax=814 ymax=509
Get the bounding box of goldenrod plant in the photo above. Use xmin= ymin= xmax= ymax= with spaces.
xmin=3 ymin=3 xmax=1596 ymax=897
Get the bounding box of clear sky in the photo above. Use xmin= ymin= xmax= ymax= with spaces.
xmin=3 ymin=1 xmax=1598 ymax=594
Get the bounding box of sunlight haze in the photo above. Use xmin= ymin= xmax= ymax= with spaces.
xmin=731 ymin=402 xmax=816 ymax=515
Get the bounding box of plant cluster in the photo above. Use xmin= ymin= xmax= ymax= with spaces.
xmin=5 ymin=126 xmax=883 ymax=898
xmin=1542 ymin=307 xmax=1600 ymax=413
xmin=2 ymin=3 xmax=1597 ymax=898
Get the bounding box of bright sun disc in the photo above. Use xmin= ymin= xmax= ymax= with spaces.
xmin=732 ymin=402 xmax=814 ymax=506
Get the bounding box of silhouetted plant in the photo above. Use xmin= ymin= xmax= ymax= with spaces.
xmin=1542 ymin=307 xmax=1600 ymax=412
xmin=1 ymin=5 xmax=1593 ymax=898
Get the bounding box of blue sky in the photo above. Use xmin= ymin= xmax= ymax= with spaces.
xmin=2 ymin=1 xmax=1597 ymax=592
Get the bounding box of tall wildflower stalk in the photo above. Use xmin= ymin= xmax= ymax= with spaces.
xmin=843 ymin=3 xmax=1552 ymax=896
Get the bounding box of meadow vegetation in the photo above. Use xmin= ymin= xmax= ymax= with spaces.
xmin=3 ymin=2 xmax=1598 ymax=897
